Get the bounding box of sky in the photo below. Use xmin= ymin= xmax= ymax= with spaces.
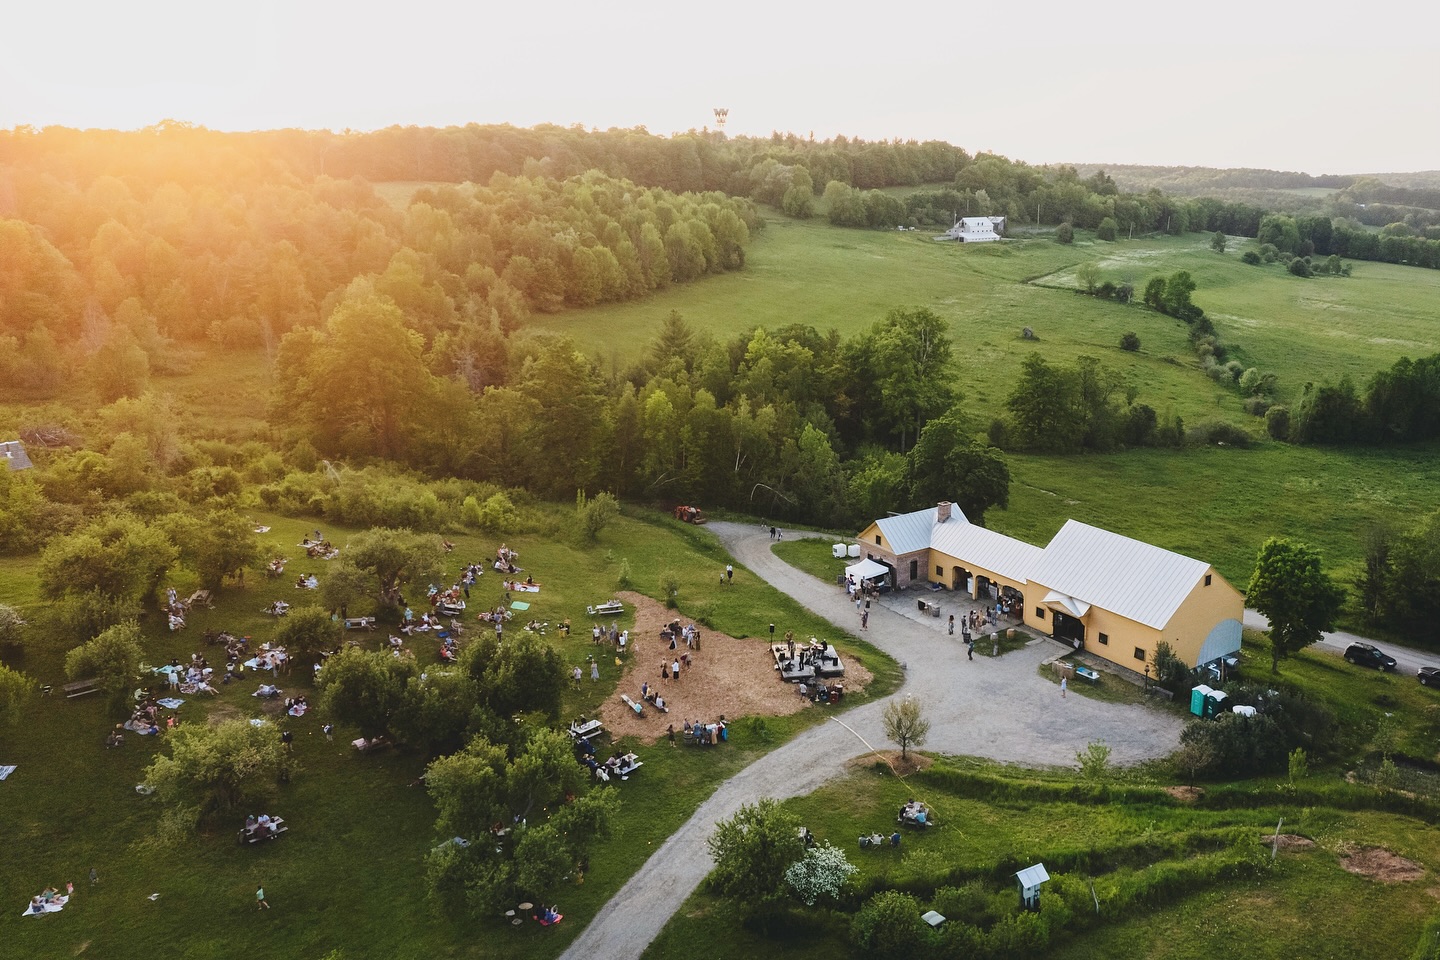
xmin=3 ymin=0 xmax=1438 ymax=174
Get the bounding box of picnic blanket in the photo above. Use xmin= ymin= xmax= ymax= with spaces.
xmin=21 ymin=895 xmax=68 ymax=916
xmin=249 ymin=718 xmax=268 ymax=727
xmin=0 ymin=765 xmax=16 ymax=781
xmin=510 ymin=601 xmax=530 ymax=611
xmin=253 ymin=525 xmax=271 ymax=533
xmin=507 ymin=583 xmax=541 ymax=593
xmin=157 ymin=698 xmax=184 ymax=709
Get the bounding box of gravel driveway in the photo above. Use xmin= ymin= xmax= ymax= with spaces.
xmin=559 ymin=522 xmax=1184 ymax=960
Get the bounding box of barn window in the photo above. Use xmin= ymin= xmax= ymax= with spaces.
xmin=1134 ymin=647 xmax=1146 ymax=662
xmin=1098 ymin=632 xmax=1109 ymax=645
xmin=1204 ymin=574 xmax=1212 ymax=586
xmin=1034 ymin=607 xmax=1045 ymax=619
xmin=875 ymin=535 xmax=881 ymax=545
xmin=936 ymin=565 xmax=943 ymax=577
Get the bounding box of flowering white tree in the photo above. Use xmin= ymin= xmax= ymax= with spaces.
xmin=784 ymin=841 xmax=857 ymax=906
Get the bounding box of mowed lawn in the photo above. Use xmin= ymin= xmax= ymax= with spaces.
xmin=0 ymin=509 xmax=899 ymax=960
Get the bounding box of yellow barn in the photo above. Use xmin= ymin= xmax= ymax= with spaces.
xmin=856 ymin=503 xmax=1244 ymax=675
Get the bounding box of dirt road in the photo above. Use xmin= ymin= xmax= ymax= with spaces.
xmin=559 ymin=522 xmax=1184 ymax=960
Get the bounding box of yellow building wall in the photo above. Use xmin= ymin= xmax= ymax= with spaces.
xmin=857 ymin=521 xmax=885 ymax=550
xmin=1067 ymin=606 xmax=1162 ymax=671
xmin=929 ymin=549 xmax=1028 ymax=597
xmin=1161 ymin=567 xmax=1246 ymax=666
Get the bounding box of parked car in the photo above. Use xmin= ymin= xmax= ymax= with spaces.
xmin=1344 ymin=642 xmax=1397 ymax=671
xmin=1419 ymin=667 xmax=1440 ymax=687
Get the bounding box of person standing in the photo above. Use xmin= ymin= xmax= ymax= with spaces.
xmin=967 ymin=639 xmax=974 ymax=661
xmin=725 ymin=564 xmax=733 ymax=585
xmin=590 ymin=660 xmax=599 ymax=682
xmin=256 ymin=886 xmax=270 ymax=910
xmin=572 ymin=665 xmax=582 ymax=689
xmin=1060 ymin=677 xmax=1068 ymax=699
xmin=861 ymin=609 xmax=869 ymax=630
xmin=667 ymin=724 xmax=676 ymax=747
xmin=672 ymin=658 xmax=681 ymax=681
xmin=89 ymin=867 xmax=99 ymax=886
xmin=948 ymin=614 xmax=955 ymax=636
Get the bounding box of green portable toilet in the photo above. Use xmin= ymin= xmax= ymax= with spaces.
xmin=1190 ymin=684 xmax=1214 ymax=717
xmin=1202 ymin=689 xmax=1229 ymax=719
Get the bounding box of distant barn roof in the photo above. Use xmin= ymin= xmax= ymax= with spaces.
xmin=1 ymin=440 xmax=33 ymax=471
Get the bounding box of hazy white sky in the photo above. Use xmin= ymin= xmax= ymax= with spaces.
xmin=4 ymin=0 xmax=1437 ymax=173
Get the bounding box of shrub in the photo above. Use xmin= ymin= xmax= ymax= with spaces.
xmin=1021 ymin=326 xmax=1036 ymax=340
xmin=1076 ymin=740 xmax=1112 ymax=782
xmin=986 ymin=418 xmax=1011 ymax=449
xmin=1288 ymin=257 xmax=1312 ymax=277
xmin=1243 ymin=396 xmax=1272 ymax=417
xmin=851 ymin=891 xmax=929 ymax=959
xmin=1259 ymin=243 xmax=1279 ymax=263
xmin=1055 ymin=222 xmax=1074 ymax=244
xmin=1096 ymin=217 xmax=1118 ymax=241
xmin=476 ymin=492 xmax=517 ymax=533
xmin=1223 ymin=360 xmax=1245 ymax=382
xmin=1265 ymin=405 xmax=1291 ymax=441
xmin=1119 ymin=332 xmax=1140 ymax=352
xmin=616 ymin=558 xmax=633 ymax=590
xmin=1241 ymin=250 xmax=1262 ymax=265
xmin=660 ymin=570 xmax=680 ymax=608
xmin=1187 ymin=419 xmax=1252 ymax=448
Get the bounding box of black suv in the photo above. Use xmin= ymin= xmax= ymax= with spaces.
xmin=1344 ymin=642 xmax=1397 ymax=671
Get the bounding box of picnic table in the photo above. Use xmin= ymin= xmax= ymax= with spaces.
xmin=186 ymin=589 xmax=214 ymax=609
xmin=620 ymin=694 xmax=643 ymax=716
xmin=588 ymin=600 xmax=624 ymax=616
xmin=63 ymin=678 xmax=100 ymax=698
xmin=568 ymin=718 xmax=603 ymax=740
xmin=241 ymin=816 xmax=288 ymax=843
xmin=352 ymin=736 xmax=391 ymax=754
xmin=1073 ymin=665 xmax=1100 ymax=684
xmin=344 ymin=616 xmax=377 ymax=631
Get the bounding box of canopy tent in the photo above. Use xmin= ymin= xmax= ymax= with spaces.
xmin=846 ymin=558 xmax=891 ymax=583
xmin=1042 ymin=589 xmax=1091 ymax=619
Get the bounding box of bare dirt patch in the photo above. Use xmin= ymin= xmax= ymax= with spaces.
xmin=845 ymin=750 xmax=934 ymax=777
xmin=1339 ymin=845 xmax=1426 ymax=883
xmin=1260 ymin=834 xmax=1316 ymax=852
xmin=1164 ymin=785 xmax=1204 ymax=803
xmin=596 ymin=592 xmax=870 ymax=744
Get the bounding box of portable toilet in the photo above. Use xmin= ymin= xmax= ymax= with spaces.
xmin=847 ymin=544 xmax=861 ymax=558
xmin=1015 ymin=863 xmax=1049 ymax=911
xmin=1203 ymin=688 xmax=1229 ymax=719
xmin=1190 ymin=684 xmax=1214 ymax=717
xmin=832 ymin=543 xmax=847 ymax=559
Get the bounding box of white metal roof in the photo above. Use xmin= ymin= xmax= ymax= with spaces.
xmin=1015 ymin=863 xmax=1049 ymax=888
xmin=875 ymin=504 xmax=969 ymax=555
xmin=1026 ymin=520 xmax=1209 ymax=630
xmin=931 ymin=522 xmax=1042 ymax=583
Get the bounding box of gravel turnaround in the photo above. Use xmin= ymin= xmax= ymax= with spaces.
xmin=559 ymin=522 xmax=1184 ymax=960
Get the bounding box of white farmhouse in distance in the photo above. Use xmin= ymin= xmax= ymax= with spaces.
xmin=937 ymin=216 xmax=1007 ymax=242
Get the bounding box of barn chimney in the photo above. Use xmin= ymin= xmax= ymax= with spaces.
xmin=936 ymin=501 xmax=952 ymax=523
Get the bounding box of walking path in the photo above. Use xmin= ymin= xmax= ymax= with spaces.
xmin=560 ymin=523 xmax=1183 ymax=960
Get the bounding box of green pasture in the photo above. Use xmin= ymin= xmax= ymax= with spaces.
xmin=644 ymin=760 xmax=1440 ymax=960
xmin=0 ymin=508 xmax=899 ymax=960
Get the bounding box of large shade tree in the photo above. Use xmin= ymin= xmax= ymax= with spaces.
xmin=1247 ymin=538 xmax=1345 ymax=672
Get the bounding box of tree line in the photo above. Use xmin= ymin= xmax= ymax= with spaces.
xmin=0 ymin=139 xmax=758 ymax=402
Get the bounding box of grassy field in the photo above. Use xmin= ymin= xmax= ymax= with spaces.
xmin=644 ymin=758 xmax=1440 ymax=960
xmin=0 ymin=508 xmax=900 ymax=960
xmin=537 ymin=215 xmax=1440 ymax=627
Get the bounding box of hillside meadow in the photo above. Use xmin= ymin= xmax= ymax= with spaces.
xmin=534 ymin=213 xmax=1440 ymax=616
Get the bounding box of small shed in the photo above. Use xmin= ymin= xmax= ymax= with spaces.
xmin=1 ymin=440 xmax=33 ymax=471
xmin=1015 ymin=863 xmax=1050 ymax=911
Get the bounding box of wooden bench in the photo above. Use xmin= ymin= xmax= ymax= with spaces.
xmin=344 ymin=617 xmax=377 ymax=631
xmin=1146 ymin=686 xmax=1176 ymax=701
xmin=352 ymin=736 xmax=391 ymax=754
xmin=63 ymin=678 xmax=100 ymax=698
xmin=186 ymin=590 xmax=214 ymax=609
xmin=1073 ymin=666 xmax=1100 ymax=684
